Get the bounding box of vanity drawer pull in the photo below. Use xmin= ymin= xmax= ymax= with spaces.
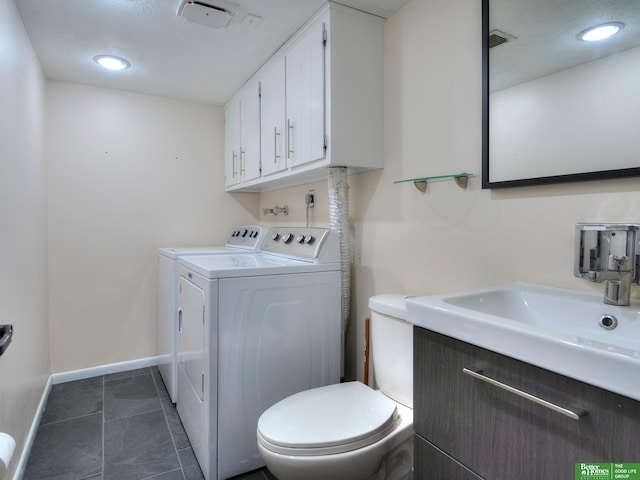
xmin=463 ymin=367 xmax=587 ymax=420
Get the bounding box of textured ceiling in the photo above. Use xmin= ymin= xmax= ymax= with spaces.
xmin=18 ymin=1 xmax=635 ymax=103
xmin=16 ymin=0 xmax=409 ymax=105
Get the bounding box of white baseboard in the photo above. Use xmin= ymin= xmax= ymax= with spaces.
xmin=12 ymin=356 xmax=160 ymax=480
xmin=51 ymin=356 xmax=160 ymax=384
xmin=12 ymin=375 xmax=52 ymax=480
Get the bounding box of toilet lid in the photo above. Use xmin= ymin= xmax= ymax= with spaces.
xmin=257 ymin=382 xmax=398 ymax=455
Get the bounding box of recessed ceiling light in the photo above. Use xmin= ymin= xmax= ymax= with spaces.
xmin=578 ymin=22 xmax=624 ymax=42
xmin=93 ymin=55 xmax=131 ymax=71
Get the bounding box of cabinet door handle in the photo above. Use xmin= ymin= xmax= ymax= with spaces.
xmin=287 ymin=119 xmax=294 ymax=159
xmin=232 ymin=151 xmax=238 ymax=178
xmin=274 ymin=127 xmax=280 ymax=162
xmin=462 ymin=367 xmax=587 ymax=420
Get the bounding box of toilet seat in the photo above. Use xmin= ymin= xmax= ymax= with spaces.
xmin=257 ymin=382 xmax=398 ymax=456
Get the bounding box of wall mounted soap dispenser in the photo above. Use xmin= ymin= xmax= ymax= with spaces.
xmin=574 ymin=223 xmax=640 ymax=305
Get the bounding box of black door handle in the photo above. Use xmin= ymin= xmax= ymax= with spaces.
xmin=0 ymin=324 xmax=13 ymax=356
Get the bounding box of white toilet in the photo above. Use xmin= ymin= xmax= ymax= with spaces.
xmin=257 ymin=294 xmax=414 ymax=480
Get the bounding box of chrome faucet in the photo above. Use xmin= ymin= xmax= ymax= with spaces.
xmin=575 ymin=224 xmax=640 ymax=306
xmin=262 ymin=205 xmax=289 ymax=216
xmin=601 ymin=255 xmax=633 ymax=305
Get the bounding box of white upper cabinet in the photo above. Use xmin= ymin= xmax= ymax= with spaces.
xmin=259 ymin=56 xmax=286 ymax=177
xmin=225 ymin=2 xmax=383 ymax=192
xmin=225 ymin=79 xmax=261 ymax=187
xmin=239 ymin=79 xmax=261 ymax=183
xmin=224 ymin=97 xmax=241 ymax=187
xmin=285 ymin=16 xmax=326 ymax=168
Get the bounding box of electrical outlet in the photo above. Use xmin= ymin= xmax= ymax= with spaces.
xmin=305 ymin=191 xmax=315 ymax=208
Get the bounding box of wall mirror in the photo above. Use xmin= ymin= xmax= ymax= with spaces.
xmin=482 ymin=0 xmax=640 ymax=189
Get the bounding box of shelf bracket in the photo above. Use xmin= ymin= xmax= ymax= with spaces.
xmin=413 ymin=180 xmax=427 ymax=193
xmin=454 ymin=175 xmax=469 ymax=189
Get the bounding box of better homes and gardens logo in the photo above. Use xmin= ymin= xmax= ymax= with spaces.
xmin=576 ymin=463 xmax=640 ymax=480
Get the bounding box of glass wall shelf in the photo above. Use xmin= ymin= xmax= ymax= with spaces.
xmin=394 ymin=173 xmax=474 ymax=192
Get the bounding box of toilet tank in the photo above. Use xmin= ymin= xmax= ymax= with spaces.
xmin=368 ymin=295 xmax=413 ymax=408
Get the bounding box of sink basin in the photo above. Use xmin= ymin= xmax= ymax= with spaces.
xmin=406 ymin=282 xmax=640 ymax=401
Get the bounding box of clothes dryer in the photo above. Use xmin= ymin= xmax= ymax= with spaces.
xmin=176 ymin=227 xmax=341 ymax=480
xmin=158 ymin=226 xmax=267 ymax=402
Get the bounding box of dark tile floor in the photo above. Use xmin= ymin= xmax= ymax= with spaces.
xmin=24 ymin=367 xmax=276 ymax=480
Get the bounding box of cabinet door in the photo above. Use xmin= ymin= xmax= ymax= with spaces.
xmin=178 ymin=276 xmax=205 ymax=402
xmin=260 ymin=56 xmax=286 ymax=176
xmin=239 ymin=79 xmax=261 ymax=182
xmin=415 ymin=434 xmax=484 ymax=480
xmin=414 ymin=327 xmax=640 ymax=480
xmin=285 ymin=17 xmax=326 ymax=168
xmin=224 ymin=98 xmax=241 ymax=187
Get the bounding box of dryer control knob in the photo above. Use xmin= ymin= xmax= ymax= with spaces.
xmin=272 ymin=233 xmax=281 ymax=241
xmin=283 ymin=233 xmax=293 ymax=244
xmin=241 ymin=229 xmax=248 ymax=237
xmin=296 ymin=235 xmax=305 ymax=244
xmin=304 ymin=235 xmax=315 ymax=244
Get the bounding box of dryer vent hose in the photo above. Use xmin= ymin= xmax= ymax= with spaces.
xmin=328 ymin=166 xmax=350 ymax=376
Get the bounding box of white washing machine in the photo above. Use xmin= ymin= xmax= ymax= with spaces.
xmin=176 ymin=227 xmax=341 ymax=480
xmin=157 ymin=226 xmax=267 ymax=403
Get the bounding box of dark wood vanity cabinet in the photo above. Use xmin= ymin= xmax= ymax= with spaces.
xmin=413 ymin=327 xmax=640 ymax=480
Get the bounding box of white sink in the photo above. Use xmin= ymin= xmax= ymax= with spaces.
xmin=406 ymin=282 xmax=640 ymax=401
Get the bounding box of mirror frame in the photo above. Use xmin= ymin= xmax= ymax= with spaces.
xmin=481 ymin=0 xmax=640 ymax=189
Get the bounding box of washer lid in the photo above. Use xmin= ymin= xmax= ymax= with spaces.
xmin=257 ymin=382 xmax=398 ymax=455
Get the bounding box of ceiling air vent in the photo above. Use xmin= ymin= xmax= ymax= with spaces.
xmin=177 ymin=0 xmax=239 ymax=29
xmin=489 ymin=29 xmax=516 ymax=48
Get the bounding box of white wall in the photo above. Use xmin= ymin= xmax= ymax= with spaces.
xmin=260 ymin=0 xmax=640 ymax=382
xmin=46 ymin=82 xmax=259 ymax=372
xmin=0 ymin=0 xmax=49 ymax=476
